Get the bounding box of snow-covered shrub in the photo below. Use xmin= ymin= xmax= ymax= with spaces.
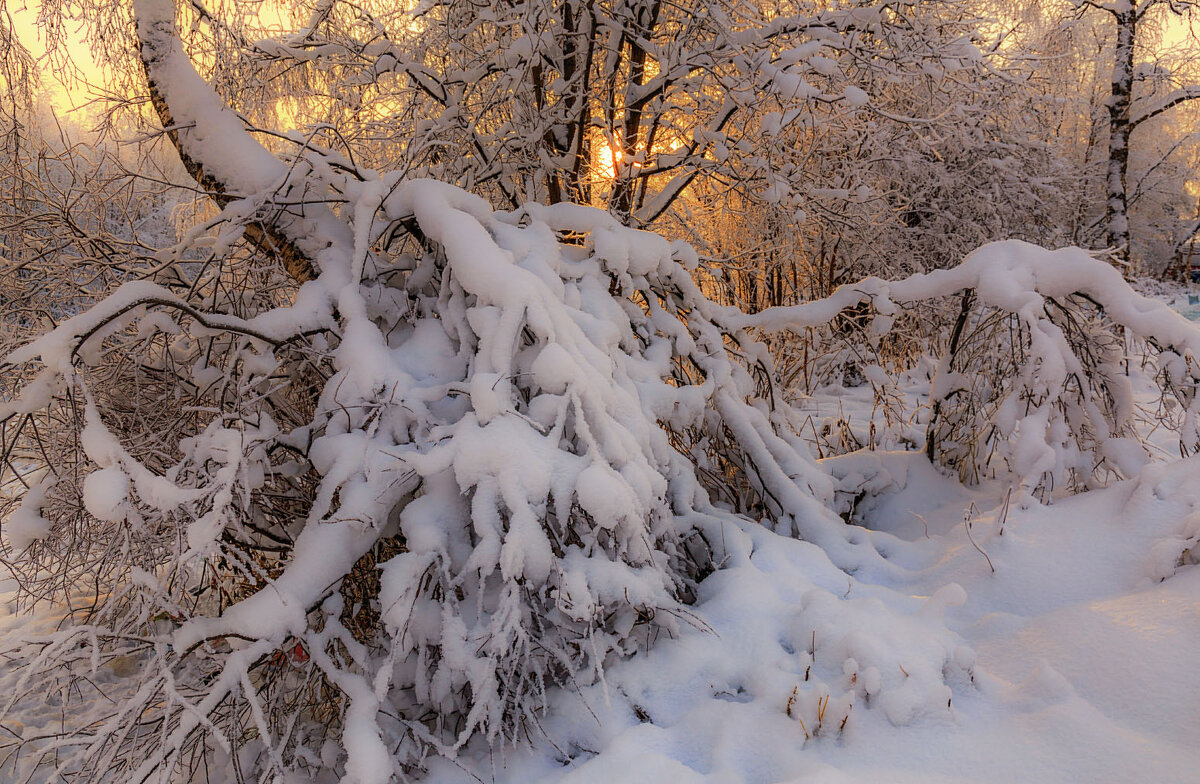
xmin=9 ymin=119 xmax=1200 ymax=784
xmin=0 ymin=166 xmax=866 ymax=781
xmin=13 ymin=221 xmax=1200 ymax=781
xmin=741 ymin=241 xmax=1200 ymax=504
xmin=0 ymin=4 xmax=868 ymax=774
xmin=1145 ymin=510 xmax=1200 ymax=582
xmin=922 ymin=287 xmax=1132 ymax=493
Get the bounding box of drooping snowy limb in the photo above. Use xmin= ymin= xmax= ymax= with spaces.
xmin=742 ymin=240 xmax=1200 ymax=501
xmin=3 ymin=280 xmax=288 ymax=365
xmin=132 ymin=0 xmax=356 ymax=284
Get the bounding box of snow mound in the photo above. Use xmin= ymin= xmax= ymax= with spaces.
xmin=423 ymin=520 xmax=974 ymax=784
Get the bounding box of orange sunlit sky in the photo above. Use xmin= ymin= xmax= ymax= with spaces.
xmin=9 ymin=2 xmax=103 ymax=112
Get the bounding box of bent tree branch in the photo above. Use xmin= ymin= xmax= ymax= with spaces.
xmin=134 ymin=0 xmax=323 ymax=283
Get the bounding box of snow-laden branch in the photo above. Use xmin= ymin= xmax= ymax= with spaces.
xmin=744 ymin=241 xmax=1200 ymax=500
xmin=2 ymin=281 xmax=285 ymax=368
xmin=1131 ymin=84 xmax=1200 ymax=127
xmin=133 ymin=0 xmax=355 ymax=283
xmin=743 ymin=241 xmax=1200 ymax=355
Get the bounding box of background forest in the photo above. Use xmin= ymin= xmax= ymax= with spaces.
xmin=4 ymin=0 xmax=1200 ymax=312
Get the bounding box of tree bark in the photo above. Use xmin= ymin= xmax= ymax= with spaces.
xmin=1105 ymin=8 xmax=1135 ymax=264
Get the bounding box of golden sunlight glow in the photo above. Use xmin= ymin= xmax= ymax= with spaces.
xmin=11 ymin=2 xmax=104 ymax=112
xmin=609 ymin=145 xmax=624 ymax=178
xmin=593 ymin=139 xmax=649 ymax=183
xmin=590 ymin=141 xmax=621 ymax=182
xmin=10 ymin=0 xmax=295 ymax=115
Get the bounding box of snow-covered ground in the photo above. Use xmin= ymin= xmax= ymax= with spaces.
xmin=408 ymin=432 xmax=1200 ymax=784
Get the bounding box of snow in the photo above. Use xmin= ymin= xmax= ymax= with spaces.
xmin=81 ymin=466 xmax=130 ymax=523
xmin=4 ymin=482 xmax=52 ymax=550
xmin=399 ymin=444 xmax=1200 ymax=784
xmin=730 ymin=241 xmax=1200 ymax=504
xmin=12 ymin=330 xmax=1200 ymax=784
xmin=132 ymin=0 xmax=356 ymax=277
xmin=7 ymin=0 xmax=1200 ymax=777
xmin=387 ymin=240 xmax=1200 ymax=781
xmin=5 ymin=92 xmax=1200 ymax=783
xmin=843 ymin=85 xmax=869 ymax=107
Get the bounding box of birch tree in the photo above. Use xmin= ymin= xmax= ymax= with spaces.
xmin=1074 ymin=0 xmax=1200 ymax=263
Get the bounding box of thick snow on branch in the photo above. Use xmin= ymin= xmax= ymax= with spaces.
xmin=133 ymin=0 xmax=354 ymax=281
xmin=744 ymin=241 xmax=1200 ymax=347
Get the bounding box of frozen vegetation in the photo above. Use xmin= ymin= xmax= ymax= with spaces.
xmin=5 ymin=248 xmax=1200 ymax=782
xmin=4 ymin=175 xmax=1200 ymax=782
xmin=2 ymin=0 xmax=1200 ymax=783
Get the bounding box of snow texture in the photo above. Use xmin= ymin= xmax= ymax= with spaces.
xmin=7 ymin=207 xmax=1200 ymax=784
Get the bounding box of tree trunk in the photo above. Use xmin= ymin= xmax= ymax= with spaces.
xmin=1105 ymin=9 xmax=1136 ymax=264
xmin=133 ymin=0 xmax=330 ymax=283
xmin=611 ymin=0 xmax=662 ymax=224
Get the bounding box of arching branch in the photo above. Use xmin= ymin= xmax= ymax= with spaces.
xmin=133 ymin=0 xmax=336 ymax=283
